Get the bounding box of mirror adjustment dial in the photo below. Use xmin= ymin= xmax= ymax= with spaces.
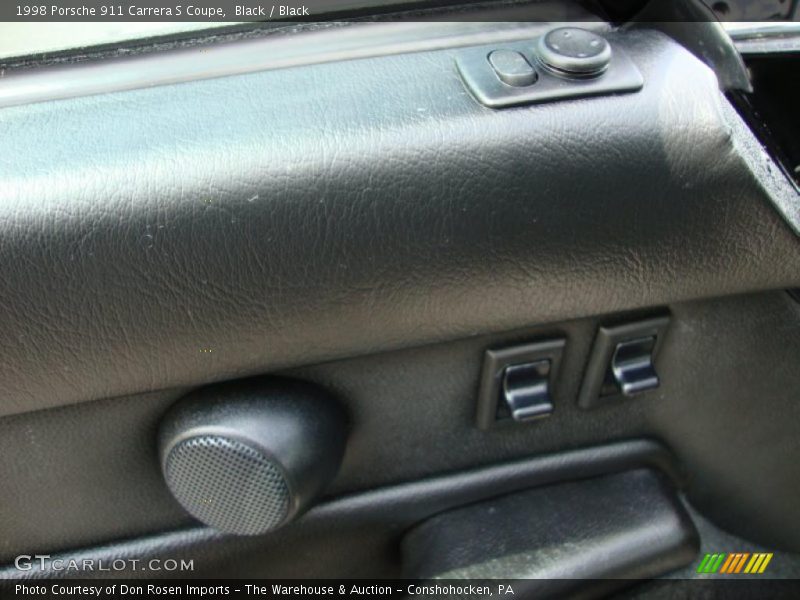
xmin=536 ymin=27 xmax=612 ymax=78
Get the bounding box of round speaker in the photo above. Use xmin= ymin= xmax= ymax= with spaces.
xmin=159 ymin=378 xmax=347 ymax=536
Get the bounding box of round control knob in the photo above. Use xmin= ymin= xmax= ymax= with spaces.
xmin=159 ymin=378 xmax=347 ymax=536
xmin=536 ymin=27 xmax=611 ymax=77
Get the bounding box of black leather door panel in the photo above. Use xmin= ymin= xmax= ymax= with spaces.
xmin=1 ymin=17 xmax=799 ymax=583
xmin=0 ymin=31 xmax=797 ymax=419
xmin=0 ymin=291 xmax=798 ymax=561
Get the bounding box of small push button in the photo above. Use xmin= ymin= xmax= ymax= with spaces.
xmin=488 ymin=50 xmax=537 ymax=87
xmin=536 ymin=27 xmax=611 ymax=77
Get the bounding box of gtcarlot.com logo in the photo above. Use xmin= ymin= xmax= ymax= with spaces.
xmin=14 ymin=555 xmax=194 ymax=573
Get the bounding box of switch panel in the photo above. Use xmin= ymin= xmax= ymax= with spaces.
xmin=579 ymin=315 xmax=670 ymax=410
xmin=455 ymin=28 xmax=643 ymax=109
xmin=476 ymin=338 xmax=565 ymax=429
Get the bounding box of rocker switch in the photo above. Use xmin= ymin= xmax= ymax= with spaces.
xmin=609 ymin=337 xmax=659 ymax=396
xmin=502 ymin=360 xmax=554 ymax=421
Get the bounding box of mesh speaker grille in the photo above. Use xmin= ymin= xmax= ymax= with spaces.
xmin=164 ymin=435 xmax=290 ymax=535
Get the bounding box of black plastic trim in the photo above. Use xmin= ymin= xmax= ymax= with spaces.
xmin=0 ymin=439 xmax=680 ymax=579
xmin=402 ymin=468 xmax=699 ymax=588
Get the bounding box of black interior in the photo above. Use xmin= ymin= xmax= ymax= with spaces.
xmin=733 ymin=52 xmax=800 ymax=187
xmin=0 ymin=2 xmax=799 ymax=593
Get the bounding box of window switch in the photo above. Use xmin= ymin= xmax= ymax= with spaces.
xmin=476 ymin=338 xmax=565 ymax=429
xmin=609 ymin=336 xmax=659 ymax=396
xmin=578 ymin=315 xmax=669 ymax=410
xmin=503 ymin=360 xmax=554 ymax=421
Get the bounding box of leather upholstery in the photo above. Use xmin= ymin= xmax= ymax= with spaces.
xmin=0 ymin=26 xmax=799 ymax=574
xmin=0 ymin=30 xmax=797 ymax=420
